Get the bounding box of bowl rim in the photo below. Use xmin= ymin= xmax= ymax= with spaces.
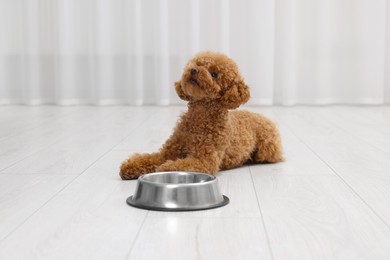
xmin=138 ymin=171 xmax=217 ymax=187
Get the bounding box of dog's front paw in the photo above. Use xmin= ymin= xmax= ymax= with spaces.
xmin=119 ymin=161 xmax=144 ymax=180
xmin=119 ymin=153 xmax=164 ymax=180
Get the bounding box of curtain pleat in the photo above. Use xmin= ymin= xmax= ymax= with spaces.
xmin=385 ymin=0 xmax=390 ymax=104
xmin=0 ymin=0 xmax=389 ymax=105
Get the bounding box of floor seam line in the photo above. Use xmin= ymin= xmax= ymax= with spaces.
xmin=273 ymin=109 xmax=390 ymax=230
xmin=248 ymin=166 xmax=275 ymax=260
xmin=0 ymin=109 xmax=116 ymax=173
xmin=0 ymin=109 xmax=157 ymax=244
xmin=315 ymin=109 xmax=390 ymax=156
xmin=125 ymin=211 xmax=149 ymax=260
xmin=0 ymin=107 xmax=84 ymax=143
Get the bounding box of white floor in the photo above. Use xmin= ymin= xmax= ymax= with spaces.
xmin=0 ymin=106 xmax=390 ymax=260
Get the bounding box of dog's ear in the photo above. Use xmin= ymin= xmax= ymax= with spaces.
xmin=220 ymin=80 xmax=250 ymax=109
xmin=174 ymin=81 xmax=191 ymax=101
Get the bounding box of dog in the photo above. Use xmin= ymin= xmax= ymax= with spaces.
xmin=120 ymin=51 xmax=283 ymax=180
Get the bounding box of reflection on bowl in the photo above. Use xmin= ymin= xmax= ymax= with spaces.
xmin=126 ymin=172 xmax=229 ymax=211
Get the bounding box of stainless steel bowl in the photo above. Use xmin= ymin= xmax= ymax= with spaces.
xmin=126 ymin=172 xmax=229 ymax=211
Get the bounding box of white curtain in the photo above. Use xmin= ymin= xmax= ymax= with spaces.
xmin=0 ymin=0 xmax=389 ymax=106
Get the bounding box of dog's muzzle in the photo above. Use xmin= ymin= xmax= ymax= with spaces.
xmin=189 ymin=77 xmax=198 ymax=86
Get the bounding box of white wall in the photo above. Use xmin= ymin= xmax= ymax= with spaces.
xmin=0 ymin=0 xmax=389 ymax=105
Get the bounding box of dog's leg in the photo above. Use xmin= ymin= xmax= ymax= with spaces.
xmin=156 ymin=156 xmax=220 ymax=174
xmin=119 ymin=152 xmax=164 ymax=180
xmin=253 ymin=127 xmax=284 ymax=163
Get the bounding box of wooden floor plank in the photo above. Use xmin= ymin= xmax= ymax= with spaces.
xmin=1 ymin=107 xmax=156 ymax=174
xmin=127 ymin=217 xmax=272 ymax=260
xmin=0 ymin=174 xmax=75 ymax=241
xmin=0 ymin=150 xmax=146 ymax=260
xmin=315 ymin=106 xmax=390 ymax=154
xmin=1 ymin=106 xmax=390 ymax=260
xmin=252 ymin=174 xmax=390 ymax=260
xmin=0 ymin=106 xmax=83 ymax=142
xmin=274 ymin=107 xmax=390 ymax=226
xmin=0 ymin=107 xmax=105 ymax=170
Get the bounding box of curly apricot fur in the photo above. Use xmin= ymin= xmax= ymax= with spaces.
xmin=119 ymin=51 xmax=283 ymax=180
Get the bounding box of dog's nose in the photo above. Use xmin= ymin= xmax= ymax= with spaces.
xmin=191 ymin=69 xmax=198 ymax=75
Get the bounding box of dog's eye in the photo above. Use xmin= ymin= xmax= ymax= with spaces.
xmin=211 ymin=72 xmax=218 ymax=78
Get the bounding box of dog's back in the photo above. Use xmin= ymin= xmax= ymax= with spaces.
xmin=221 ymin=110 xmax=283 ymax=169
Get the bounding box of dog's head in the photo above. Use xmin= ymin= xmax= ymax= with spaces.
xmin=175 ymin=51 xmax=250 ymax=109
